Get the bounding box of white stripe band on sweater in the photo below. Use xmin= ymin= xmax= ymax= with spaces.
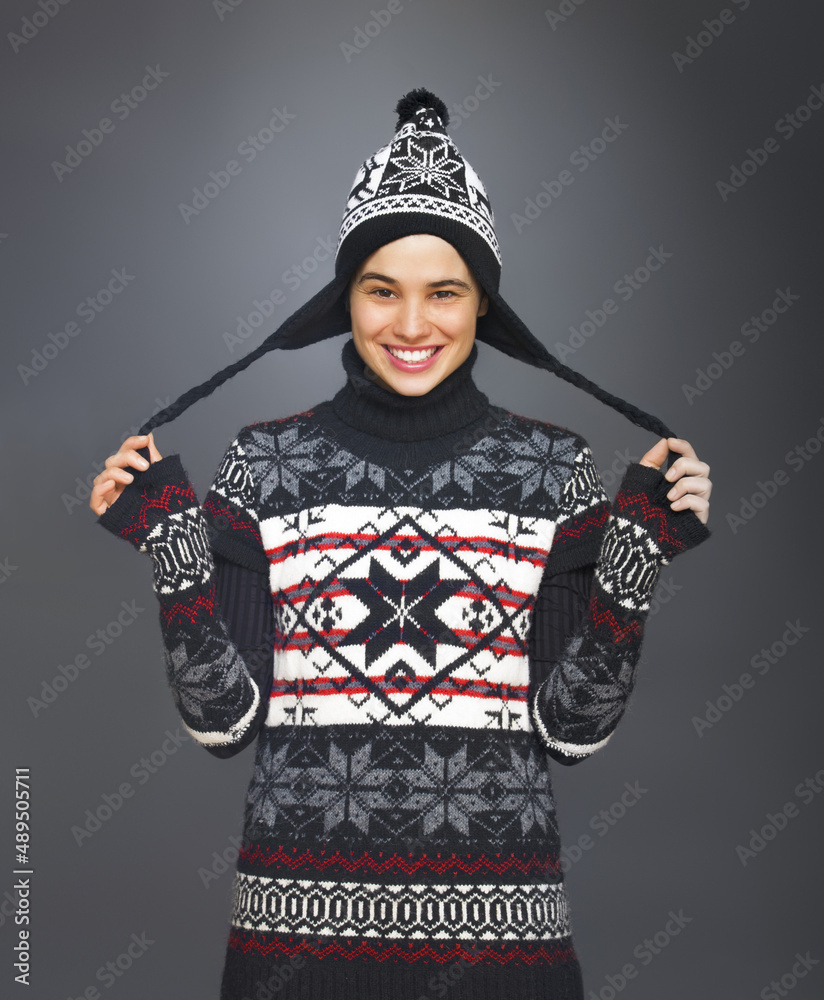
xmin=230 ymin=872 xmax=572 ymax=940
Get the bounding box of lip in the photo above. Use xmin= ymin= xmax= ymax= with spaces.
xmin=382 ymin=344 xmax=444 ymax=373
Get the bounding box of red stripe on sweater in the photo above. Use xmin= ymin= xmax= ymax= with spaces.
xmin=267 ymin=675 xmax=529 ymax=699
xmin=266 ymin=534 xmax=548 ymax=567
xmin=228 ymin=931 xmax=576 ymax=966
xmin=239 ymin=844 xmax=560 ymax=877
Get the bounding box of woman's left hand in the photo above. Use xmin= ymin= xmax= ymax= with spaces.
xmin=639 ymin=438 xmax=711 ymax=525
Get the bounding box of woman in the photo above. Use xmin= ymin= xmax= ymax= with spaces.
xmin=90 ymin=90 xmax=711 ymax=999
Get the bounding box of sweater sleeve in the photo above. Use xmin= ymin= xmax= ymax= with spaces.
xmin=529 ymin=565 xmax=594 ymax=687
xmin=529 ymin=449 xmax=711 ymax=766
xmin=96 ymin=435 xmax=272 ymax=757
xmin=210 ymin=554 xmax=276 ymax=758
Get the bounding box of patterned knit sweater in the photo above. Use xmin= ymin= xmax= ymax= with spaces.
xmin=98 ymin=341 xmax=709 ymax=999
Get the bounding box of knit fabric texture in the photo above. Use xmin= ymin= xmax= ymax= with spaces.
xmin=335 ymin=91 xmax=501 ymax=295
xmin=98 ymin=342 xmax=709 ymax=999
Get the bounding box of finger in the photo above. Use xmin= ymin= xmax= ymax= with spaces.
xmin=122 ymin=434 xmax=153 ymax=449
xmin=90 ymin=481 xmax=118 ymax=516
xmin=665 ymin=437 xmax=698 ymax=459
xmin=97 ymin=468 xmax=135 ymax=486
xmin=91 ymin=480 xmax=123 ymax=505
xmin=106 ymin=448 xmax=150 ymax=472
xmin=669 ymin=493 xmax=710 ymax=524
xmin=665 ymin=476 xmax=712 ymax=501
xmin=664 ymin=458 xmax=710 ymax=482
xmin=146 ymin=432 xmax=163 ymax=463
xmin=103 ymin=435 xmax=154 ymax=468
xmin=91 ymin=469 xmax=133 ymax=499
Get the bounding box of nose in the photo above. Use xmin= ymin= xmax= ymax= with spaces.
xmin=393 ymin=295 xmax=430 ymax=342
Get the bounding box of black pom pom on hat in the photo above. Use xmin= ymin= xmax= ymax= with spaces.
xmin=395 ymin=88 xmax=450 ymax=129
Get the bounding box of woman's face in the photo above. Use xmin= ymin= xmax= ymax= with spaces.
xmin=348 ymin=234 xmax=488 ymax=396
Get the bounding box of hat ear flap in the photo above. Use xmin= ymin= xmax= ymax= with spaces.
xmin=137 ymin=273 xmax=351 ymax=436
xmin=476 ymin=286 xmax=677 ymax=448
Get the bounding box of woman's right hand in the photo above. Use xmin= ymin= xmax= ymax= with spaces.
xmin=89 ymin=433 xmax=163 ymax=516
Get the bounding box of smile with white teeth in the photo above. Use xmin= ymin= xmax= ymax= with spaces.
xmin=386 ymin=346 xmax=439 ymax=363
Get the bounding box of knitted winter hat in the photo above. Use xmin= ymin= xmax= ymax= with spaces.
xmin=136 ymin=88 xmax=677 ymax=456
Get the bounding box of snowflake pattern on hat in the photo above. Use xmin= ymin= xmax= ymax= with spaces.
xmin=338 ymin=104 xmax=500 ymax=264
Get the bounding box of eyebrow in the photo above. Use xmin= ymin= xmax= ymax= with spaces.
xmin=356 ymin=271 xmax=474 ymax=291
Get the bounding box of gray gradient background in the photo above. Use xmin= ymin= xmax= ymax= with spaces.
xmin=2 ymin=0 xmax=822 ymax=997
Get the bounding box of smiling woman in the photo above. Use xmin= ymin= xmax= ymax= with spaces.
xmin=90 ymin=88 xmax=711 ymax=999
xmin=349 ymin=234 xmax=488 ymax=395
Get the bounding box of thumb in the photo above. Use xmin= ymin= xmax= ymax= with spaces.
xmin=147 ymin=431 xmax=163 ymax=463
xmin=639 ymin=437 xmax=669 ymax=470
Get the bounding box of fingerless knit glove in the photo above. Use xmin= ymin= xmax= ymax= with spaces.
xmin=530 ymin=461 xmax=710 ymax=765
xmin=98 ymin=449 xmax=266 ymax=754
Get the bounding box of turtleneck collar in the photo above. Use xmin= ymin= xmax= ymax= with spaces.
xmin=331 ymin=338 xmax=489 ymax=443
